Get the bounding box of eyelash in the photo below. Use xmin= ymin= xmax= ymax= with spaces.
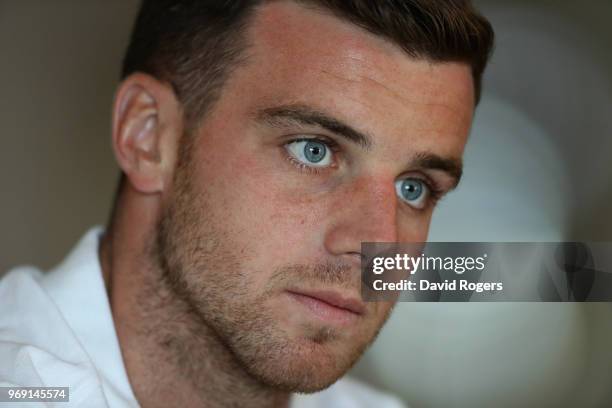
xmin=283 ymin=137 xmax=446 ymax=208
xmin=283 ymin=137 xmax=339 ymax=175
xmin=416 ymin=176 xmax=445 ymax=208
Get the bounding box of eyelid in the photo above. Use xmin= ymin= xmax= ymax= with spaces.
xmin=281 ymin=135 xmax=449 ymax=207
xmin=285 ymin=134 xmax=340 ymax=151
xmin=283 ymin=136 xmax=340 ymax=174
xmin=397 ymin=174 xmax=445 ymax=209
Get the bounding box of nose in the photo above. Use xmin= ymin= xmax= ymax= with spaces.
xmin=323 ymin=175 xmax=399 ymax=266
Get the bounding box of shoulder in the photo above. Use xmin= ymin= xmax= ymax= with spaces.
xmin=0 ymin=266 xmax=45 ymax=311
xmin=292 ymin=376 xmax=407 ymax=408
xmin=0 ymin=266 xmax=63 ymax=383
xmin=0 ymin=265 xmax=84 ymax=373
xmin=0 ymin=266 xmax=110 ymax=405
xmin=0 ymin=265 xmax=68 ymax=374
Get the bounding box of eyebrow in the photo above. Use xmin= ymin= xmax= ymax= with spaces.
xmin=256 ymin=103 xmax=463 ymax=187
xmin=412 ymin=152 xmax=463 ymax=188
xmin=257 ymin=104 xmax=373 ymax=150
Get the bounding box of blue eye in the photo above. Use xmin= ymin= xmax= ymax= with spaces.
xmin=395 ymin=178 xmax=429 ymax=209
xmin=285 ymin=139 xmax=333 ymax=167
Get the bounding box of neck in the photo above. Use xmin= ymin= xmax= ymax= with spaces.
xmin=99 ymin=192 xmax=291 ymax=408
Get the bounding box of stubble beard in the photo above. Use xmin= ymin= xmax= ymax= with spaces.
xmin=144 ymin=142 xmax=389 ymax=395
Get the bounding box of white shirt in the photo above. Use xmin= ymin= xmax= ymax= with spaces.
xmin=0 ymin=228 xmax=405 ymax=408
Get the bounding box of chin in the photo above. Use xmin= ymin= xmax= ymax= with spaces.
xmin=240 ymin=332 xmax=362 ymax=393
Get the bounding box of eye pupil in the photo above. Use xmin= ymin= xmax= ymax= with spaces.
xmin=400 ymin=179 xmax=423 ymax=201
xmin=304 ymin=141 xmax=327 ymax=163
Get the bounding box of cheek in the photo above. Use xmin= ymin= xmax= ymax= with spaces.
xmin=397 ymin=210 xmax=433 ymax=242
xmin=191 ymin=143 xmax=331 ymax=269
xmin=245 ymin=187 xmax=330 ymax=266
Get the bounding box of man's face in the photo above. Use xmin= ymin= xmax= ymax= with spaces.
xmin=156 ymin=1 xmax=474 ymax=392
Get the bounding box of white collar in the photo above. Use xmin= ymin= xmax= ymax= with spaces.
xmin=41 ymin=227 xmax=139 ymax=407
xmin=37 ymin=227 xmax=391 ymax=408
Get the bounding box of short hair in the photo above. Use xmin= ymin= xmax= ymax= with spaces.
xmin=110 ymin=0 xmax=494 ymax=225
xmin=122 ymin=0 xmax=494 ymax=128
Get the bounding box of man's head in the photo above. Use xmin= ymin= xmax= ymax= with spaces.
xmin=122 ymin=0 xmax=492 ymax=127
xmin=110 ymin=0 xmax=493 ymax=394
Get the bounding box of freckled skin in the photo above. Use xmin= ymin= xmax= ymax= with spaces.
xmin=104 ymin=1 xmax=476 ymax=407
xmin=184 ymin=0 xmax=473 ymax=280
xmin=165 ymin=0 xmax=473 ymax=390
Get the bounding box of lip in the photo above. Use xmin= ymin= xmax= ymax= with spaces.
xmin=286 ymin=289 xmax=366 ymax=324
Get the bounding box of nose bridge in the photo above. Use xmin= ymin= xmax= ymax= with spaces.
xmin=357 ymin=176 xmax=399 ymax=242
xmin=325 ymin=174 xmax=399 ymax=258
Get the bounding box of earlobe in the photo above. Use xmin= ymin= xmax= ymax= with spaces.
xmin=111 ymin=73 xmax=181 ymax=195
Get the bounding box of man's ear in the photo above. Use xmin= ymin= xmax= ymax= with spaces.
xmin=111 ymin=73 xmax=183 ymax=194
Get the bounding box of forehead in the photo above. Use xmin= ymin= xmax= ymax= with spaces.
xmin=217 ymin=1 xmax=475 ymax=155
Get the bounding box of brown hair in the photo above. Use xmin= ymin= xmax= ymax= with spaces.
xmin=122 ymin=0 xmax=494 ymax=127
xmin=111 ymin=0 xmax=494 ymax=220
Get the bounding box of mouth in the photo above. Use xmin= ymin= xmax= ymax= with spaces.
xmin=286 ymin=289 xmax=365 ymax=325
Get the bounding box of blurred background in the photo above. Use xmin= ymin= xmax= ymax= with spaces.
xmin=1 ymin=1 xmax=611 ymax=407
